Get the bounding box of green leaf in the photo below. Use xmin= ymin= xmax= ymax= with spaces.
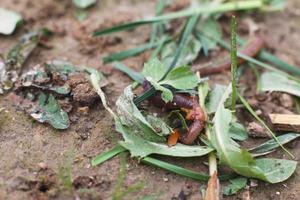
xmin=197 ymin=18 xmax=222 ymax=56
xmin=73 ymin=0 xmax=97 ymax=9
xmin=31 ymin=93 xmax=70 ymax=129
xmin=93 ymin=1 xmax=263 ymax=36
xmin=142 ymin=58 xmax=167 ymax=82
xmin=91 ymin=145 xmax=126 ymax=166
xmin=116 ymin=86 xmax=213 ymax=158
xmin=260 ymin=71 xmax=300 ymax=97
xmin=223 ymin=177 xmax=247 ymax=196
xmin=161 ymin=66 xmax=198 ymax=90
xmin=206 ymin=84 xmax=226 ymax=114
xmin=229 ymin=122 xmax=248 ymax=141
xmin=198 ymin=80 xmax=209 ymax=108
xmin=212 ymin=84 xmax=297 ymax=183
xmin=250 ymin=133 xmax=300 ymax=155
xmin=117 ymin=119 xmax=213 ymax=158
xmin=0 ymin=7 xmax=22 ymax=35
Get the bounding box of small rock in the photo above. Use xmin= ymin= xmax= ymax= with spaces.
xmin=247 ymin=122 xmax=271 ymax=138
xmin=279 ymin=93 xmax=294 ymax=109
xmin=276 ymin=191 xmax=280 ymax=195
xmin=250 ymin=179 xmax=258 ymax=187
xmin=77 ymin=106 xmax=89 ymax=115
xmin=163 ymin=176 xmax=169 ymax=182
xmin=37 ymin=162 xmax=48 ymax=170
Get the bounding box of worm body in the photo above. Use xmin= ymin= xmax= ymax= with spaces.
xmin=193 ymin=36 xmax=264 ymax=76
xmin=142 ymin=81 xmax=205 ymax=144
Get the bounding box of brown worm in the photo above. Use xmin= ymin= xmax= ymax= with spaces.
xmin=192 ymin=36 xmax=264 ymax=76
xmin=142 ymin=81 xmax=205 ymax=144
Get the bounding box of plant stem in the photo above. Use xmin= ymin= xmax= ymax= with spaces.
xmin=197 ymin=73 xmax=217 ymax=175
xmin=231 ymin=16 xmax=238 ymax=112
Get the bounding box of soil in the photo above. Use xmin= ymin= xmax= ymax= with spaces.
xmin=1 ymin=0 xmax=300 ymax=200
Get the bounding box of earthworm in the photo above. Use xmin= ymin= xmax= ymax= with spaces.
xmin=193 ymin=36 xmax=264 ymax=76
xmin=142 ymin=81 xmax=205 ymax=144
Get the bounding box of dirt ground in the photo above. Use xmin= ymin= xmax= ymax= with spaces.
xmin=1 ymin=0 xmax=300 ymax=199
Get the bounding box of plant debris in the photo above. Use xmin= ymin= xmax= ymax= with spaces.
xmin=0 ymin=30 xmax=49 ymax=94
xmin=12 ymin=60 xmax=107 ymax=129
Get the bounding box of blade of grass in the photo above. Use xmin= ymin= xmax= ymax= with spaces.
xmin=149 ymin=0 xmax=166 ymax=46
xmin=142 ymin=156 xmax=236 ymax=182
xmin=112 ymin=62 xmax=145 ymax=84
xmin=237 ymin=37 xmax=300 ymax=76
xmin=93 ymin=1 xmax=263 ymax=36
xmin=150 ymin=35 xmax=169 ymax=59
xmin=238 ymin=92 xmax=294 ymax=158
xmin=103 ymin=37 xmax=171 ymax=63
xmin=91 ymin=145 xmax=126 ymax=166
xmin=231 ymin=16 xmax=238 ymax=112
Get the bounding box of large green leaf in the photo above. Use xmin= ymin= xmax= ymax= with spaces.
xmin=31 ymin=93 xmax=70 ymax=129
xmin=0 ymin=8 xmax=22 ymax=35
xmin=115 ymin=86 xmax=213 ymax=158
xmin=260 ymin=71 xmax=300 ymax=97
xmin=212 ymin=84 xmax=297 ymax=183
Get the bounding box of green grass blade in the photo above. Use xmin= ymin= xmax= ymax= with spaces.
xmin=238 ymin=93 xmax=294 ymax=158
xmin=103 ymin=37 xmax=171 ymax=63
xmin=133 ymin=87 xmax=157 ymax=105
xmin=93 ymin=1 xmax=263 ymax=36
xmin=149 ymin=0 xmax=166 ymax=46
xmin=259 ymin=51 xmax=300 ymax=76
xmin=142 ymin=156 xmax=209 ymax=181
xmin=250 ymin=133 xmax=300 ymax=155
xmin=103 ymin=44 xmax=153 ymax=64
xmin=91 ymin=145 xmax=126 ymax=166
xmin=142 ymin=156 xmax=236 ymax=182
xmin=230 ymin=16 xmax=238 ymax=111
xmin=112 ymin=62 xmax=145 ymax=84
